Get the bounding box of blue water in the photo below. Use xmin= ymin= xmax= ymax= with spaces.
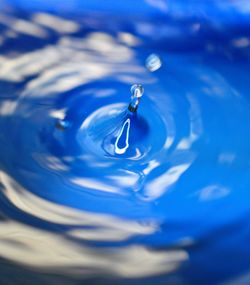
xmin=0 ymin=1 xmax=250 ymax=284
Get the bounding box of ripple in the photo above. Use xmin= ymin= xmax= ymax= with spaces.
xmin=0 ymin=6 xmax=250 ymax=285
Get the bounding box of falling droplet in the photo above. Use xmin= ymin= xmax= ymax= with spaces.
xmin=128 ymin=84 xmax=144 ymax=113
xmin=56 ymin=119 xmax=71 ymax=130
xmin=146 ymin=53 xmax=162 ymax=72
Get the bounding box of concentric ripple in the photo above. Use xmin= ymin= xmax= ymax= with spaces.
xmin=0 ymin=5 xmax=250 ymax=285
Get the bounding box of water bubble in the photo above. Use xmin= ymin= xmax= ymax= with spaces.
xmin=128 ymin=84 xmax=144 ymax=113
xmin=146 ymin=54 xmax=162 ymax=72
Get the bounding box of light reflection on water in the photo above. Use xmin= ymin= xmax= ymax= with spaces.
xmin=0 ymin=2 xmax=250 ymax=285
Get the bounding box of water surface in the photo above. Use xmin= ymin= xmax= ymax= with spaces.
xmin=0 ymin=1 xmax=250 ymax=285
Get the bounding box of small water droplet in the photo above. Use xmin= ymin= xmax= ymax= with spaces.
xmin=56 ymin=119 xmax=71 ymax=130
xmin=146 ymin=54 xmax=162 ymax=72
xmin=128 ymin=84 xmax=144 ymax=113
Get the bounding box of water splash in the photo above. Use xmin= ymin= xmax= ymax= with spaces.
xmin=0 ymin=5 xmax=250 ymax=285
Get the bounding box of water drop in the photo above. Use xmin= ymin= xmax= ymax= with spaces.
xmin=146 ymin=53 xmax=162 ymax=72
xmin=128 ymin=84 xmax=144 ymax=113
xmin=56 ymin=118 xmax=71 ymax=130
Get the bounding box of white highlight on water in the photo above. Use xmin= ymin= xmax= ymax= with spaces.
xmin=114 ymin=118 xmax=131 ymax=154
